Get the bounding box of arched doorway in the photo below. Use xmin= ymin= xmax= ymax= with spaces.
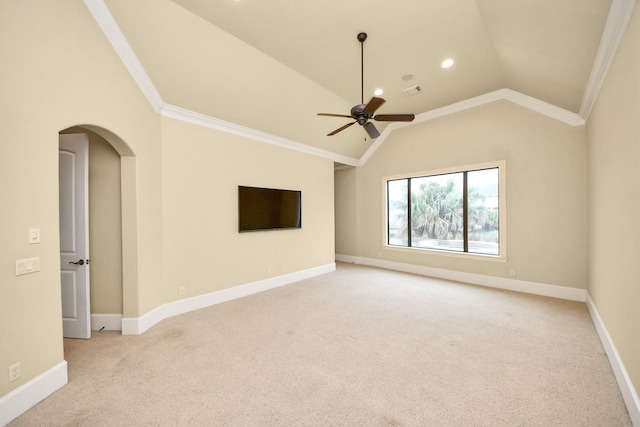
xmin=59 ymin=125 xmax=138 ymax=335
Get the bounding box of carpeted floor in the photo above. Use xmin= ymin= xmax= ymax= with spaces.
xmin=9 ymin=263 xmax=632 ymax=426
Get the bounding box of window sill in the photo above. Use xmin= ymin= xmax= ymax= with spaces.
xmin=384 ymin=244 xmax=507 ymax=262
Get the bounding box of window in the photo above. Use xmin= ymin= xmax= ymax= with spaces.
xmin=386 ymin=162 xmax=505 ymax=257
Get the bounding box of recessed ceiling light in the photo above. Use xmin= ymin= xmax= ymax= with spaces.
xmin=441 ymin=58 xmax=454 ymax=69
xmin=374 ymin=88 xmax=384 ymax=96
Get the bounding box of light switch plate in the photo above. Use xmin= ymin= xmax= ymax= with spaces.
xmin=15 ymin=260 xmax=26 ymax=276
xmin=28 ymin=228 xmax=40 ymax=244
xmin=15 ymin=257 xmax=40 ymax=276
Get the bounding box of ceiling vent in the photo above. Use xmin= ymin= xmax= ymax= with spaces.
xmin=402 ymin=84 xmax=423 ymax=96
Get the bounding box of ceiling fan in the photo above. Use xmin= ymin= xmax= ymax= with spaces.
xmin=318 ymin=32 xmax=415 ymax=139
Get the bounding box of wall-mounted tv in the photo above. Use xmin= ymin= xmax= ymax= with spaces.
xmin=238 ymin=186 xmax=302 ymax=232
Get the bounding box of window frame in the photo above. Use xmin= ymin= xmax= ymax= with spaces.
xmin=383 ymin=160 xmax=507 ymax=261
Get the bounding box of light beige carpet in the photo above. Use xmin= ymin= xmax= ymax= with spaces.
xmin=10 ymin=263 xmax=632 ymax=426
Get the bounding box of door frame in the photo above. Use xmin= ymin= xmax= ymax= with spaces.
xmin=59 ymin=125 xmax=139 ymax=330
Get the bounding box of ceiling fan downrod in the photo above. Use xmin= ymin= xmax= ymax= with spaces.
xmin=358 ymin=32 xmax=367 ymax=104
xmin=316 ymin=31 xmax=415 ymax=140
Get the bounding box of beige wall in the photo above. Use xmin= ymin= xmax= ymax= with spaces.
xmin=88 ymin=131 xmax=124 ymax=314
xmin=160 ymin=117 xmax=335 ymax=302
xmin=0 ymin=0 xmax=160 ymax=397
xmin=348 ymin=101 xmax=588 ymax=289
xmin=334 ymin=167 xmax=358 ymax=256
xmin=2 ymin=0 xmax=637 ymax=414
xmin=0 ymin=1 xmax=335 ymax=400
xmin=587 ymin=4 xmax=640 ymax=399
xmin=105 ymin=0 xmax=362 ymax=160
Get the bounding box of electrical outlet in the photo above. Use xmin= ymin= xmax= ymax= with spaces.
xmin=509 ymin=269 xmax=516 ymax=277
xmin=8 ymin=363 xmax=21 ymax=382
xmin=179 ymin=286 xmax=186 ymax=296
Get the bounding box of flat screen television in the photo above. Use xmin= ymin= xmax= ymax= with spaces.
xmin=238 ymin=186 xmax=302 ymax=232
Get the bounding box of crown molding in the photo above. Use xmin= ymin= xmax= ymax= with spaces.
xmin=358 ymin=123 xmax=395 ymax=165
xmin=579 ymin=0 xmax=638 ymax=121
xmin=410 ymin=89 xmax=585 ymax=127
xmin=502 ymin=89 xmax=586 ymax=126
xmin=160 ymin=104 xmax=360 ymax=166
xmin=84 ymin=0 xmax=360 ymax=166
xmin=358 ymin=89 xmax=585 ymax=165
xmin=88 ymin=0 xmax=628 ymax=168
xmin=83 ymin=0 xmax=164 ymax=113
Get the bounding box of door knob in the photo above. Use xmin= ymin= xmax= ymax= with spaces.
xmin=69 ymin=259 xmax=85 ymax=265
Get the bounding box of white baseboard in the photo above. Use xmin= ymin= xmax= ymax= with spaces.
xmin=335 ymin=254 xmax=358 ymax=264
xmin=0 ymin=361 xmax=68 ymax=427
xmin=337 ymin=255 xmax=638 ymax=423
xmin=586 ymin=293 xmax=640 ymax=426
xmin=344 ymin=256 xmax=586 ymax=302
xmin=91 ymin=314 xmax=123 ymax=331
xmin=4 ymin=263 xmax=636 ymax=426
xmin=122 ymin=263 xmax=336 ymax=335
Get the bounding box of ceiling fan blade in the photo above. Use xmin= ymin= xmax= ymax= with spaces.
xmin=363 ymin=122 xmax=380 ymax=139
xmin=374 ymin=114 xmax=415 ymax=122
xmin=318 ymin=113 xmax=353 ymax=118
xmin=328 ymin=121 xmax=356 ymax=136
xmin=362 ymin=97 xmax=386 ymax=115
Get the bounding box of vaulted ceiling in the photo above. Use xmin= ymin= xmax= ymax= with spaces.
xmin=98 ymin=0 xmax=621 ymax=162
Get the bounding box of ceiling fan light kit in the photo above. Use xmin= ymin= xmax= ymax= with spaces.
xmin=317 ymin=32 xmax=415 ymax=139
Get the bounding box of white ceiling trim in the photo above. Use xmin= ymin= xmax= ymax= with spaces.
xmin=405 ymin=88 xmax=585 ymax=128
xmin=84 ymin=0 xmax=164 ymax=113
xmin=161 ymin=104 xmax=361 ymax=165
xmin=358 ymin=88 xmax=585 ymax=165
xmin=579 ymin=0 xmax=637 ymax=121
xmin=84 ymin=0 xmax=360 ymax=166
xmin=501 ymin=89 xmax=586 ymax=126
xmin=86 ymin=0 xmax=629 ymax=169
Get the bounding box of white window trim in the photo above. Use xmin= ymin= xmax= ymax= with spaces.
xmin=382 ymin=160 xmax=507 ymax=261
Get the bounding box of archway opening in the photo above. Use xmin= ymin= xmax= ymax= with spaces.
xmin=59 ymin=125 xmax=138 ymax=335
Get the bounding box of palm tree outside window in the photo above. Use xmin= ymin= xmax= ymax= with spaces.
xmin=387 ymin=165 xmax=501 ymax=256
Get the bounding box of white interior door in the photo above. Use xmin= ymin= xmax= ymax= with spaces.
xmin=59 ymin=133 xmax=91 ymax=339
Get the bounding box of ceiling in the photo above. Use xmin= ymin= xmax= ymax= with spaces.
xmin=102 ymin=0 xmax=613 ymax=161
